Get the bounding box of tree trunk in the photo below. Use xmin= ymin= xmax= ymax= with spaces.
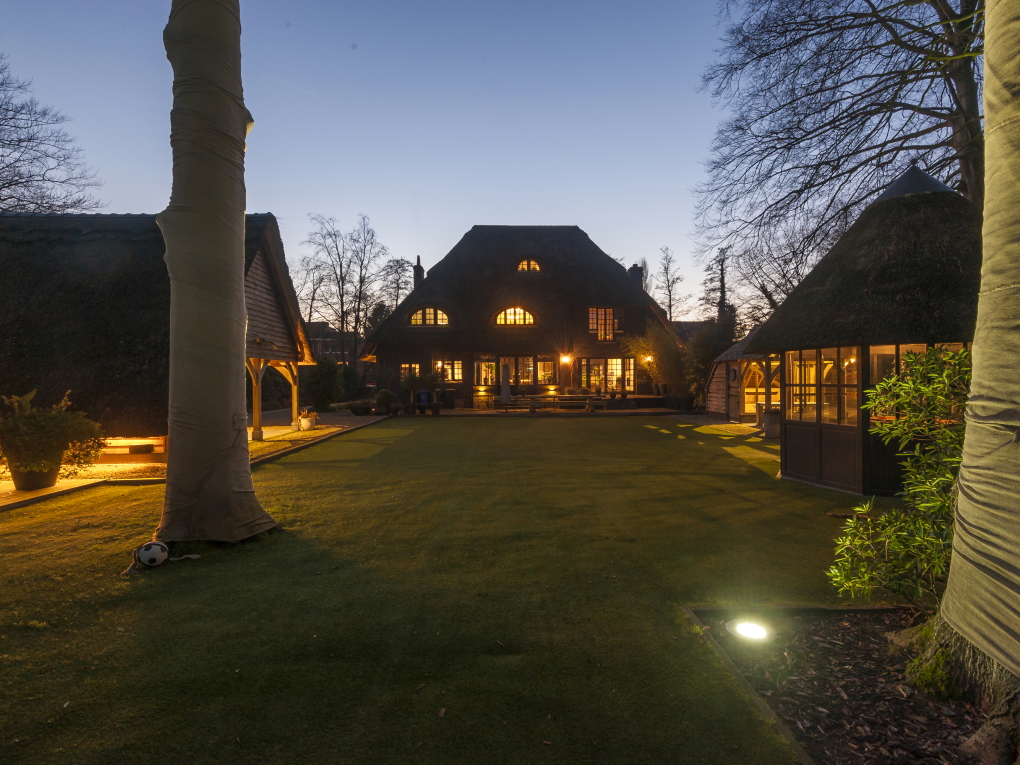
xmin=153 ymin=0 xmax=277 ymax=543
xmin=909 ymin=1 xmax=1020 ymax=760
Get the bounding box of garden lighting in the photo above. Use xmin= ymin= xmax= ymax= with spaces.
xmin=560 ymin=355 xmax=571 ymax=363
xmin=726 ymin=619 xmax=770 ymax=641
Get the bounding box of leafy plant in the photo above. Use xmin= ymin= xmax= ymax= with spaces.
xmin=828 ymin=346 xmax=970 ymax=605
xmin=376 ymin=389 xmax=397 ymax=412
xmin=0 ymin=390 xmax=104 ymax=477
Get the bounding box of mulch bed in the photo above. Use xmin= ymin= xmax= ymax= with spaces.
xmin=698 ymin=609 xmax=985 ymax=764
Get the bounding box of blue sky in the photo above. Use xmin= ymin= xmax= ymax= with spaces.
xmin=1 ymin=1 xmax=724 ymax=316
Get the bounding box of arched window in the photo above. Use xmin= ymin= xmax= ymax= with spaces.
xmin=517 ymin=259 xmax=540 ymax=271
xmin=409 ymin=308 xmax=449 ymax=326
xmin=495 ymin=308 xmax=534 ymax=325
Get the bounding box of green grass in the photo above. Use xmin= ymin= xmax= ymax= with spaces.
xmin=0 ymin=417 xmax=886 ymax=764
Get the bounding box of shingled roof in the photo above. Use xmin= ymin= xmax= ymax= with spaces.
xmin=367 ymin=225 xmax=669 ymax=353
xmin=0 ymin=213 xmax=311 ymax=436
xmin=746 ymin=172 xmax=982 ymax=354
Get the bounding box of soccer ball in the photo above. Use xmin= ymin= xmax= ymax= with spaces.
xmin=137 ymin=542 xmax=169 ymax=567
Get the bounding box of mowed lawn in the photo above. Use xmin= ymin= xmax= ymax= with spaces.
xmin=1 ymin=417 xmax=880 ymax=765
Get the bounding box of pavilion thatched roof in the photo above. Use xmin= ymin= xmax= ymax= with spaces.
xmin=0 ymin=213 xmax=310 ymax=436
xmin=746 ymin=185 xmax=981 ymax=354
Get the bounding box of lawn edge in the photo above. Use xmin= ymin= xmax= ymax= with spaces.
xmin=0 ymin=417 xmax=392 ymax=513
xmin=681 ymin=606 xmax=817 ymax=765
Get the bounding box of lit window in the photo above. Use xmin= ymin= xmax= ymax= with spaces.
xmin=410 ymin=308 xmax=449 ymax=325
xmin=588 ymin=308 xmax=615 ymax=341
xmin=517 ymin=259 xmax=540 ymax=271
xmin=435 ymin=360 xmax=463 ymax=381
xmin=400 ymin=363 xmax=420 ymax=378
xmin=496 ymin=308 xmax=534 ymax=325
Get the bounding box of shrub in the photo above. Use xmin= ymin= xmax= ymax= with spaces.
xmin=0 ymin=391 xmax=104 ymax=478
xmin=828 ymin=346 xmax=970 ymax=605
xmin=376 ymin=389 xmax=397 ymax=412
xmin=304 ymin=359 xmax=343 ymax=411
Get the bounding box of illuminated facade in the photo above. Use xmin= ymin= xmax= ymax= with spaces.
xmin=363 ymin=225 xmax=671 ymax=402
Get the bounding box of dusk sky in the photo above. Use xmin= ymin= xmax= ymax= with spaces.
xmin=1 ymin=1 xmax=724 ymax=316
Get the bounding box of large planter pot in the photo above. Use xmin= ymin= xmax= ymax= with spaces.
xmin=10 ymin=467 xmax=61 ymax=491
xmin=299 ymin=416 xmax=317 ymax=431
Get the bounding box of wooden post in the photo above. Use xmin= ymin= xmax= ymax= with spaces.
xmin=246 ymin=358 xmax=268 ymax=440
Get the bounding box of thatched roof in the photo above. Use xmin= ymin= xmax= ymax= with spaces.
xmin=746 ymin=175 xmax=981 ymax=353
xmin=366 ymin=225 xmax=670 ymax=357
xmin=673 ymin=319 xmax=716 ymax=342
xmin=713 ymin=325 xmax=763 ymax=363
xmin=0 ymin=213 xmax=311 ymax=436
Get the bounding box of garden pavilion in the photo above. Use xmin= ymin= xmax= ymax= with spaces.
xmin=704 ymin=326 xmax=780 ymax=423
xmin=0 ymin=212 xmax=314 ymax=459
xmin=745 ymin=167 xmax=981 ymax=494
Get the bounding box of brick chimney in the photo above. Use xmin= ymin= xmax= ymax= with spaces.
xmin=627 ymin=263 xmax=644 ymax=288
xmin=413 ymin=256 xmax=425 ymax=289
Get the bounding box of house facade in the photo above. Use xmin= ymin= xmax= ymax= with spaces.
xmin=363 ymin=225 xmax=670 ymax=402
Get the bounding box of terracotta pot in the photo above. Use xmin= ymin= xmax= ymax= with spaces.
xmin=10 ymin=467 xmax=60 ymax=491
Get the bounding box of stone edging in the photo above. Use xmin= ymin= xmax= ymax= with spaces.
xmin=681 ymin=607 xmax=817 ymax=765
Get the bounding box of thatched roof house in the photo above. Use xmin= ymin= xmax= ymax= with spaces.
xmin=0 ymin=213 xmax=313 ymax=444
xmin=365 ymin=225 xmax=671 ymax=400
xmin=746 ymin=166 xmax=981 ymax=493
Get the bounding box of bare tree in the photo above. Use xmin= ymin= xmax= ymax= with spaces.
xmin=0 ymin=54 xmax=102 ymax=212
xmin=378 ymin=257 xmax=413 ymax=309
xmin=292 ymin=254 xmax=329 ymax=324
xmin=638 ymin=257 xmax=653 ymax=293
xmin=697 ymin=0 xmax=984 ymax=308
xmin=654 ymin=247 xmax=688 ymax=321
xmin=303 ymin=213 xmax=388 ymax=366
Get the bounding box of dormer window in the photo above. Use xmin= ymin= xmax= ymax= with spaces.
xmin=410 ymin=308 xmax=449 ymax=326
xmin=496 ymin=308 xmax=534 ymax=325
xmin=517 ymin=259 xmax=540 ymax=271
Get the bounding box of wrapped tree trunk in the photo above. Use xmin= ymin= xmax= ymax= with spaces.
xmin=909 ymin=1 xmax=1020 ymax=760
xmin=153 ymin=0 xmax=276 ymax=542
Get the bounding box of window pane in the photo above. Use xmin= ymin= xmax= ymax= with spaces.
xmin=436 ymin=310 xmax=449 ymax=326
xmin=786 ymin=351 xmax=800 ymax=384
xmin=801 ymin=386 xmax=817 ymax=421
xmin=801 ymin=349 xmax=818 ymax=384
xmin=821 ymin=386 xmax=839 ymax=424
xmin=499 ymin=357 xmax=515 ymax=384
xmin=870 ymin=345 xmax=896 ymax=384
xmin=841 ymin=387 xmax=858 ymax=425
xmin=425 ymin=307 xmax=435 ymax=325
xmin=518 ymin=357 xmax=534 ymax=385
xmin=607 ymin=359 xmax=622 ymax=390
xmin=538 ymin=361 xmax=556 ymax=384
xmin=475 ymin=361 xmax=496 ymax=385
xmin=580 ymin=359 xmax=589 ymax=388
xmin=785 ymin=386 xmax=800 ymax=420
xmin=821 ymin=348 xmax=838 ymax=384
xmin=411 ymin=310 xmax=423 ymax=325
xmin=588 ymin=360 xmax=605 ymax=390
xmin=840 ymin=347 xmax=859 ymax=386
xmin=623 ymin=358 xmax=634 ymax=391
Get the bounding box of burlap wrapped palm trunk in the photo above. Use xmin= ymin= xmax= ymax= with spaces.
xmin=154 ymin=0 xmax=276 ymax=542
xmin=941 ymin=0 xmax=1020 ymax=675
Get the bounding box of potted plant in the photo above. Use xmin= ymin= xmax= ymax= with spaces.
xmin=0 ymin=391 xmax=104 ymax=491
xmin=299 ymin=408 xmax=317 ymax=430
xmin=376 ymin=389 xmax=397 ymax=415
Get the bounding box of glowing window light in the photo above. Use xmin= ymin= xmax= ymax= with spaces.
xmin=496 ymin=308 xmax=534 ymax=325
xmin=517 ymin=259 xmax=540 ymax=271
xmin=410 ymin=308 xmax=449 ymax=326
